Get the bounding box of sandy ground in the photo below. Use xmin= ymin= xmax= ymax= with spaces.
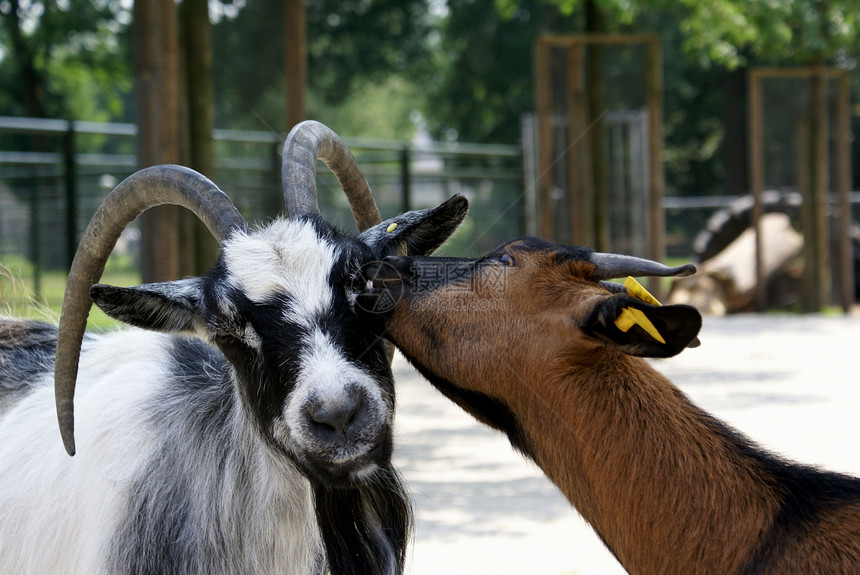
xmin=392 ymin=314 xmax=860 ymax=574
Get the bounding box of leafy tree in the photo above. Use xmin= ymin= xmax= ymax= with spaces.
xmin=0 ymin=0 xmax=131 ymax=121
xmin=426 ymin=0 xmax=858 ymax=197
xmin=540 ymin=0 xmax=860 ymax=67
xmin=212 ymin=0 xmax=433 ymax=135
xmin=424 ymin=0 xmax=575 ymax=143
xmin=673 ymin=0 xmax=860 ymax=67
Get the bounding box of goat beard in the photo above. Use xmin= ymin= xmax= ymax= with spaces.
xmin=312 ymin=465 xmax=412 ymax=575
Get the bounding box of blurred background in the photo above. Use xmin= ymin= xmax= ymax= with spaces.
xmin=2 ymin=0 xmax=860 ymax=322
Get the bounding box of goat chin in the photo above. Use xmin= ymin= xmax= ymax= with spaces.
xmin=313 ymin=466 xmax=412 ymax=575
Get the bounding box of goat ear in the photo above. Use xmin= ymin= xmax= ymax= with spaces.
xmin=90 ymin=278 xmax=205 ymax=334
xmin=580 ymin=294 xmax=702 ymax=358
xmin=359 ymin=194 xmax=469 ymax=258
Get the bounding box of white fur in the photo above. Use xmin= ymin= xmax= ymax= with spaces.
xmin=0 ymin=329 xmax=322 ymax=575
xmin=0 ymin=330 xmax=164 ymax=574
xmin=224 ymin=219 xmax=336 ymax=326
xmin=282 ymin=329 xmax=386 ymax=465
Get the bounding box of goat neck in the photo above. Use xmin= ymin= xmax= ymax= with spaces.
xmin=359 ymin=237 xmax=860 ymax=575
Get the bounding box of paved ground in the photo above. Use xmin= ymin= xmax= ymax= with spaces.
xmin=391 ymin=314 xmax=860 ymax=574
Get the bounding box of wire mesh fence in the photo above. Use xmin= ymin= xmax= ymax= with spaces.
xmin=0 ymin=117 xmax=524 ymax=301
xmin=3 ymin=116 xmax=856 ymax=311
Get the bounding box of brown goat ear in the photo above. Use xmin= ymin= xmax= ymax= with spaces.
xmin=580 ymin=294 xmax=702 ymax=358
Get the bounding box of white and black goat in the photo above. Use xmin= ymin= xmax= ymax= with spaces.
xmin=360 ymin=237 xmax=860 ymax=574
xmin=0 ymin=121 xmax=468 ymax=575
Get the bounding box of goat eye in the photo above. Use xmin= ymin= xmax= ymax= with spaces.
xmin=499 ymin=252 xmax=515 ymax=267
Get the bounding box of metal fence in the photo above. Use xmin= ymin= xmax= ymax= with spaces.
xmin=0 ymin=117 xmax=524 ymax=295
xmin=4 ymin=116 xmax=857 ymax=301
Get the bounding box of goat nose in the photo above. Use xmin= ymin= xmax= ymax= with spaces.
xmin=305 ymin=389 xmax=370 ymax=442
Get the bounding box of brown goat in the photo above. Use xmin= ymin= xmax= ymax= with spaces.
xmin=358 ymin=237 xmax=860 ymax=575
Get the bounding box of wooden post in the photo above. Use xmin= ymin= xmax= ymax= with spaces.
xmin=586 ymin=45 xmax=608 ymax=252
xmin=181 ymin=0 xmax=218 ymax=275
xmin=797 ymin=116 xmax=817 ymax=312
xmin=535 ymin=35 xmax=663 ymax=266
xmin=646 ymin=39 xmax=664 ymax=298
xmin=62 ymin=123 xmax=77 ymax=271
xmin=836 ymin=72 xmax=853 ymax=311
xmin=134 ymin=0 xmax=182 ymax=284
xmin=285 ymin=0 xmax=307 ymax=131
xmin=748 ymin=70 xmax=766 ymax=312
xmin=534 ymin=39 xmax=554 ymax=241
xmin=400 ymin=146 xmax=412 ymax=214
xmin=566 ymin=44 xmax=584 ymax=245
xmin=747 ymin=67 xmax=851 ymax=312
xmin=808 ymin=69 xmax=830 ymax=310
xmin=157 ymin=0 xmax=181 ymax=167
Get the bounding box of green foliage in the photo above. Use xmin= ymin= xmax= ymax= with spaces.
xmin=306 ymin=0 xmax=433 ymax=104
xmin=536 ymin=0 xmax=860 ymax=68
xmin=212 ymin=0 xmax=433 ymax=136
xmin=2 ymin=0 xmax=858 ymax=211
xmin=521 ymin=0 xmax=638 ymax=24
xmin=425 ymin=0 xmax=575 ymax=143
xmin=674 ymin=0 xmax=860 ymax=67
xmin=0 ymin=0 xmax=131 ymax=119
xmin=1 ymin=256 xmax=136 ymax=329
xmin=310 ymin=76 xmax=424 ymax=139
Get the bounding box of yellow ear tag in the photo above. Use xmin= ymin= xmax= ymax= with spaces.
xmin=615 ymin=308 xmax=666 ymax=344
xmin=613 ymin=277 xmax=666 ymax=344
xmin=386 ymin=222 xmax=398 ymax=233
xmin=623 ymin=276 xmax=661 ymax=306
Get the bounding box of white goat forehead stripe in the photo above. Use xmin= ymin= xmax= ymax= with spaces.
xmin=223 ymin=219 xmax=336 ymax=318
xmin=302 ymin=330 xmax=357 ymax=391
xmin=292 ymin=329 xmax=382 ymax=418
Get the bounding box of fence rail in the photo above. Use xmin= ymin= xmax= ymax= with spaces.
xmin=3 ymin=116 xmax=859 ymax=304
xmin=0 ymin=117 xmax=525 ymax=297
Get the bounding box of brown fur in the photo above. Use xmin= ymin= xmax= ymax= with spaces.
xmin=371 ymin=240 xmax=860 ymax=575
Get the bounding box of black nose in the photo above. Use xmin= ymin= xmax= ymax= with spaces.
xmin=305 ymin=387 xmax=372 ymax=444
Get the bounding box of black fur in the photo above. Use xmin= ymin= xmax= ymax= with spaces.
xmin=0 ymin=319 xmax=59 ymax=402
xmin=313 ymin=467 xmax=412 ymax=575
xmin=580 ymin=294 xmax=702 ymax=358
xmin=724 ymin=423 xmax=860 ymax=572
xmin=107 ymin=338 xmax=248 ymax=574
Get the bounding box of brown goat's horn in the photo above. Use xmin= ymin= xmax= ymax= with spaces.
xmin=590 ymin=252 xmax=696 ymax=281
xmin=54 ymin=165 xmax=247 ymax=456
xmin=281 ymin=120 xmax=381 ymax=232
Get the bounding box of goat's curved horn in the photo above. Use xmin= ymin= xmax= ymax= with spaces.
xmin=55 ymin=165 xmax=247 ymax=457
xmin=282 ymin=120 xmax=381 ymax=231
xmin=590 ymin=253 xmax=696 ymax=281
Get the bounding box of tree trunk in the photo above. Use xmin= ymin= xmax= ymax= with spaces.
xmin=723 ymin=68 xmax=747 ymax=196
xmin=585 ymin=0 xmax=608 ymax=251
xmin=181 ymin=0 xmax=219 ymax=275
xmin=667 ymin=213 xmax=803 ymax=315
xmin=6 ymin=0 xmax=48 ymax=119
xmin=134 ymin=0 xmax=182 ymax=283
xmin=285 ymin=0 xmax=307 ymax=131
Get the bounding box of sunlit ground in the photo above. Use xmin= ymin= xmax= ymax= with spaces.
xmin=394 ymin=314 xmax=860 ymax=575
